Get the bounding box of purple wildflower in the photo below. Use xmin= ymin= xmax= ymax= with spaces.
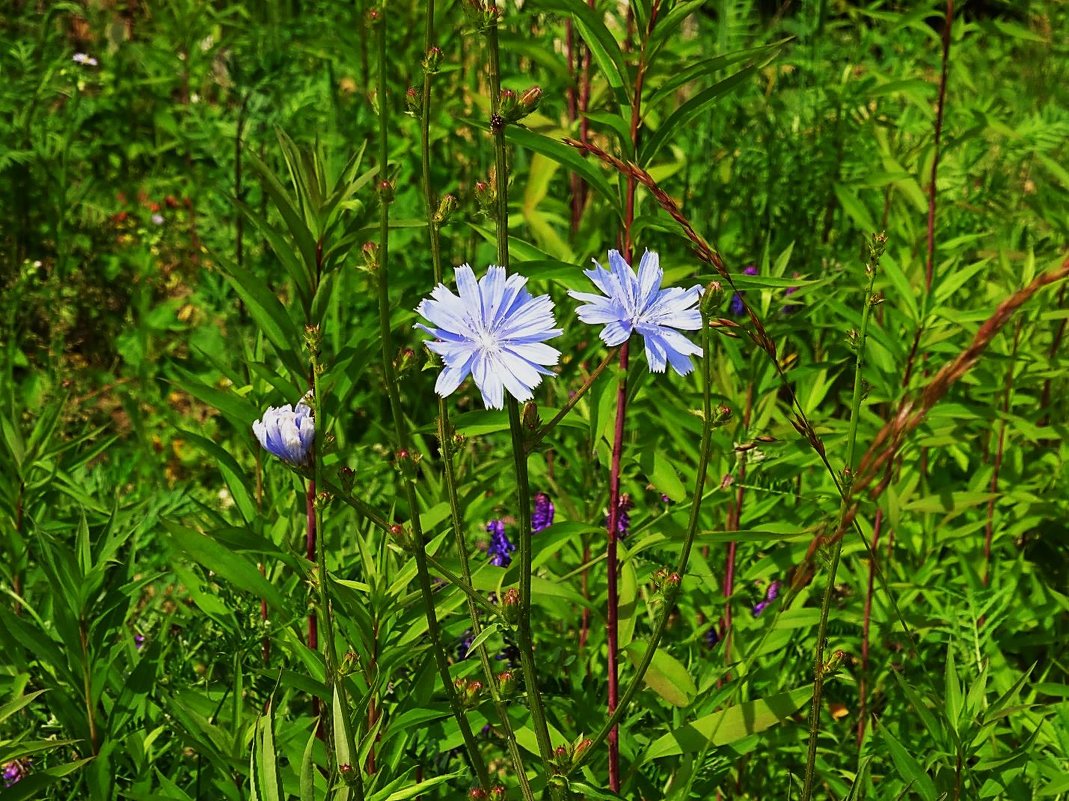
xmin=784 ymin=273 xmax=802 ymax=313
xmin=486 ymin=520 xmax=515 ymax=567
xmin=730 ymin=265 xmax=759 ymax=316
xmin=3 ymin=760 xmax=28 ymax=787
xmin=752 ymin=580 xmax=781 ymax=617
xmin=532 ymin=492 xmax=554 ymax=532
xmin=457 ymin=629 xmax=474 ymax=660
xmin=615 ymin=494 xmax=634 ymax=538
xmin=72 ymin=52 xmax=98 ymax=67
xmin=704 ymin=627 xmax=720 ymax=649
xmin=135 ymin=633 xmax=145 ymax=649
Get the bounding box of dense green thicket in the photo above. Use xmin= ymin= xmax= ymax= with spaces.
xmin=1 ymin=1 xmax=1067 ymax=799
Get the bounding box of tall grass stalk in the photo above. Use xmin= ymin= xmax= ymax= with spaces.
xmin=483 ymin=10 xmax=554 ymax=767
xmin=370 ymin=11 xmax=490 ymax=788
xmin=419 ymin=2 xmax=527 ymax=795
xmin=801 ymin=234 xmax=885 ymax=801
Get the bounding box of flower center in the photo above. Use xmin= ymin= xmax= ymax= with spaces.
xmin=475 ymin=328 xmax=499 ymax=352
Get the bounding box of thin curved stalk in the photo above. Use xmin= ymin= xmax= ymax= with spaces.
xmin=800 ymin=238 xmax=882 ymax=801
xmin=571 ymin=300 xmax=717 ymax=775
xmin=485 ymin=14 xmax=554 ymax=769
xmin=372 ymin=14 xmax=490 ymax=789
xmin=311 ymin=344 xmax=364 ymax=798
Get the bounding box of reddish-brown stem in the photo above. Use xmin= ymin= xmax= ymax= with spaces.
xmin=603 ymin=6 xmax=661 ymax=790
xmin=925 ymin=0 xmax=953 ymax=291
xmin=604 ymin=341 xmax=630 ymax=793
xmin=858 ymin=507 xmax=883 ymax=747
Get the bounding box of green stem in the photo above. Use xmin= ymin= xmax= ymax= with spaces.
xmin=373 ymin=13 xmax=490 ymax=790
xmin=800 ymin=237 xmax=882 ymax=801
xmin=571 ymin=299 xmax=718 ymax=775
xmin=441 ymin=404 xmax=538 ymax=801
xmin=528 ymin=347 xmax=618 ymax=451
xmin=419 ymin=11 xmax=535 ymax=791
xmin=311 ymin=345 xmax=365 ymax=798
xmin=485 ymin=14 xmax=554 ymax=768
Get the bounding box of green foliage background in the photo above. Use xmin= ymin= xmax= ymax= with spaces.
xmin=1 ymin=0 xmax=1067 ymax=799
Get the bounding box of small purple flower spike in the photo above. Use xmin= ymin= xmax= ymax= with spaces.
xmin=605 ymin=494 xmax=634 ymax=539
xmin=532 ymin=492 xmax=554 ymax=532
xmin=486 ymin=520 xmax=515 ymax=567
xmin=704 ymin=627 xmax=720 ymax=649
xmin=752 ymin=579 xmax=781 ymax=617
xmin=3 ymin=760 xmax=28 ymax=787
xmin=730 ymin=265 xmax=759 ymax=316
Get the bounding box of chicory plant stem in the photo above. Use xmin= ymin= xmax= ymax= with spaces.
xmin=485 ymin=14 xmax=554 ymax=768
xmin=604 ymin=342 xmax=630 ymax=791
xmin=571 ymin=288 xmax=717 ymax=776
xmin=800 ymin=237 xmax=882 ymax=801
xmin=310 ymin=344 xmax=364 ymax=799
xmin=419 ymin=3 xmax=532 ymax=794
xmin=373 ymin=13 xmax=490 ymax=790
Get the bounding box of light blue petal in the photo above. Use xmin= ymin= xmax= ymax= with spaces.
xmin=601 ymin=320 xmax=633 ymax=346
xmin=435 ymin=353 xmax=474 ymax=398
xmin=504 ymin=342 xmax=560 ymax=366
xmin=636 ymin=250 xmax=663 ymax=309
xmin=642 ymin=332 xmax=669 ymax=373
xmin=472 ymin=352 xmax=505 ymax=409
xmin=479 ymin=265 xmax=507 ymax=323
xmin=496 ymin=352 xmax=535 ymax=402
xmin=454 ymin=264 xmax=482 ymax=322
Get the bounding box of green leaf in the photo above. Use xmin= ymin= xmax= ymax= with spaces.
xmin=617 ymin=548 xmax=638 ymax=650
xmin=624 ymin=641 xmax=697 ymax=708
xmin=879 ymin=724 xmax=937 ymax=801
xmin=217 ymin=255 xmax=305 ymax=380
xmin=177 ymin=429 xmax=257 ymax=525
xmin=639 ymin=445 xmax=687 ymax=502
xmin=0 ymin=689 xmax=46 ymax=724
xmin=163 ymin=521 xmax=287 ymax=612
xmin=506 ymin=126 xmax=622 ymax=216
xmin=301 ymin=727 xmax=316 ymax=801
xmin=536 ymin=0 xmax=629 ymax=103
xmin=832 ymin=183 xmax=879 ymax=234
xmin=644 ymin=686 xmax=812 ymax=760
xmin=642 ymin=63 xmax=761 ymax=163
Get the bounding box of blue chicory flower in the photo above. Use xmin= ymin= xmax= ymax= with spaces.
xmin=486 ymin=520 xmax=515 ymax=567
xmin=569 ymin=249 xmax=703 ymax=376
xmin=252 ymin=396 xmax=315 ymax=466
xmin=730 ymin=265 xmax=759 ymax=316
xmin=415 ymin=264 xmax=562 ymax=410
xmin=532 ymin=492 xmax=554 ymax=532
xmin=457 ymin=629 xmax=474 ymax=660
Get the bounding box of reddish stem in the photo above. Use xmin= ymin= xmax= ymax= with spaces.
xmin=858 ymin=507 xmax=883 ymax=747
xmin=604 ymin=341 xmax=630 ymax=793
